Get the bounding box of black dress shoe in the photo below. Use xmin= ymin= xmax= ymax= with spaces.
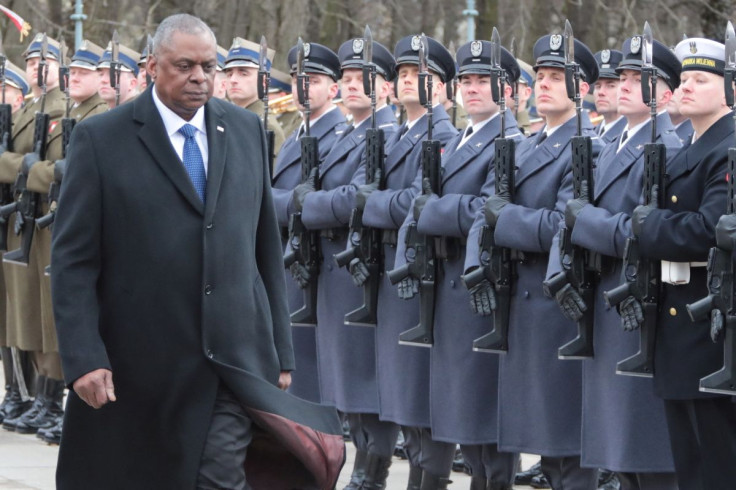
xmin=515 ymin=461 xmax=543 ymax=486
xmin=529 ymin=473 xmax=552 ymax=489
xmin=598 ymin=470 xmax=621 ymax=490
xmin=451 ymin=448 xmax=471 ymax=475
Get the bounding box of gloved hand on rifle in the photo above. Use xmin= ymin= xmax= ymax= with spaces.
xmin=348 ymin=257 xmax=370 ymax=287
xmin=555 ymin=283 xmax=587 ymax=322
xmin=289 ymin=262 xmax=311 ymax=289
xmin=21 ymin=151 xmax=41 ymax=175
xmin=565 ymin=180 xmax=590 ymax=230
xmin=293 ymin=167 xmax=317 ymax=212
xmin=631 ymin=184 xmax=659 ymax=237
xmin=413 ymin=177 xmax=436 ymax=221
xmin=468 ymin=279 xmax=496 ymax=316
xmin=619 ymin=295 xmax=644 ymax=331
xmin=397 ymin=275 xmax=419 ymax=300
xmin=483 ymin=176 xmax=511 ymax=227
xmin=710 ymin=308 xmax=725 ymax=343
xmin=53 ymin=158 xmax=68 ymax=183
xmin=715 ymin=201 xmax=736 ymax=251
xmin=355 ymin=168 xmax=382 ymax=210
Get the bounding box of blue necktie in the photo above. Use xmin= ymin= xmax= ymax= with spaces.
xmin=178 ymin=124 xmax=206 ymax=202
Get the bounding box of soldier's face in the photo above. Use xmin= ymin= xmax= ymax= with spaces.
xmin=339 ymin=68 xmax=371 ymax=113
xmin=593 ymin=78 xmax=619 ymax=114
xmin=617 ymin=69 xmax=648 ymax=118
xmin=290 ymin=73 xmax=338 ymax=115
xmin=6 ymin=86 xmax=24 ymax=114
xmin=213 ymin=71 xmax=228 ymax=100
xmin=226 ymin=66 xmax=258 ymax=106
xmin=459 ymin=74 xmax=499 ymax=121
xmin=679 ymin=70 xmax=727 ymax=118
xmin=148 ymin=31 xmax=217 ymax=120
xmin=396 ymin=64 xmax=420 ymax=106
xmin=25 ymin=57 xmax=59 ymax=90
xmin=69 ymin=67 xmax=101 ymax=102
xmin=98 ymin=68 xmax=137 ymax=105
xmin=533 ymin=67 xmax=573 ymax=117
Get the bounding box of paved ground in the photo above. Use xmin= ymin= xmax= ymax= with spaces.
xmin=0 ymin=421 xmax=540 ymax=489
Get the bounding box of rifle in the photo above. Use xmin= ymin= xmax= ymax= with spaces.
xmin=333 ymin=25 xmax=383 ymax=327
xmin=257 ymin=35 xmax=275 ymax=180
xmin=448 ymin=41 xmax=459 ymax=129
xmin=603 ymin=22 xmax=665 ymax=377
xmin=283 ymin=37 xmax=321 ymax=327
xmin=37 ymin=37 xmax=73 ymax=232
xmin=0 ymin=42 xmax=14 ymax=252
xmin=684 ymin=21 xmax=736 ymax=395
xmin=385 ymin=34 xmax=441 ymax=347
xmin=510 ymin=38 xmax=520 ymax=120
xmin=110 ymin=31 xmax=121 ymax=107
xmin=460 ymin=28 xmax=516 ymax=353
xmin=541 ymin=20 xmax=598 ymax=359
xmin=1 ymin=34 xmax=50 ymax=266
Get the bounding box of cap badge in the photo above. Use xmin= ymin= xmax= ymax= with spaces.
xmin=689 ymin=41 xmax=697 ymax=54
xmin=411 ymin=36 xmax=422 ymax=51
xmin=601 ymin=50 xmax=610 ymax=63
xmin=630 ymin=37 xmax=641 ymax=54
xmin=550 ymin=35 xmax=562 ymax=51
xmin=352 ymin=39 xmax=364 ymax=55
xmin=470 ymin=40 xmax=483 ymax=57
xmin=303 ymin=43 xmax=311 ymax=57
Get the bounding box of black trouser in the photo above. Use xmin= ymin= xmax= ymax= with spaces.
xmin=540 ymin=456 xmax=598 ymax=490
xmin=402 ymin=426 xmax=456 ymax=477
xmin=346 ymin=412 xmax=400 ymax=457
xmin=664 ymin=397 xmax=736 ymax=490
xmin=616 ymin=471 xmax=678 ymax=490
xmin=461 ymin=443 xmax=519 ymax=485
xmin=196 ymin=384 xmax=252 ymax=490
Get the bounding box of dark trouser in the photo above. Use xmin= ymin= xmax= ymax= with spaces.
xmin=402 ymin=426 xmax=456 ymax=477
xmin=346 ymin=412 xmax=400 ymax=458
xmin=616 ymin=471 xmax=678 ymax=490
xmin=461 ymin=443 xmax=519 ymax=486
xmin=663 ymin=397 xmax=736 ymax=490
xmin=540 ymin=456 xmax=598 ymax=490
xmin=197 ymin=384 xmax=252 ymax=490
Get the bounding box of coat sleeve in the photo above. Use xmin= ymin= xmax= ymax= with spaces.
xmin=417 ymin=193 xmax=483 ymax=238
xmin=272 ymin=187 xmax=297 ymax=228
xmin=463 ymin=166 xmax=496 ymax=272
xmin=301 ymin=159 xmax=365 ymax=230
xmin=362 ymin=167 xmax=422 ymax=229
xmin=50 ymin=123 xmax=111 ymax=386
xmin=256 ymin=127 xmax=295 ymax=372
xmin=638 ymin=155 xmax=727 ymax=262
xmin=570 ymin=204 xmax=632 ymax=258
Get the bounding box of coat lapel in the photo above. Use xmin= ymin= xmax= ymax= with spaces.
xmin=668 ymin=113 xmax=732 ymax=183
xmin=203 ymin=100 xmax=227 ymax=221
xmin=272 ymin=130 xmax=301 ymax=181
xmin=135 ymin=89 xmax=204 ymax=215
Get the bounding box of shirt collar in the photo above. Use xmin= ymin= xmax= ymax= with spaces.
xmin=152 ymin=86 xmax=207 ymax=138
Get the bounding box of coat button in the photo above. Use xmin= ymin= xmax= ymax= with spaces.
xmin=206 ymin=349 xmax=214 ymax=359
xmin=669 ymin=307 xmax=677 ymax=316
xmin=205 ymin=284 xmax=213 ymax=295
xmin=671 ymin=195 xmax=678 ymax=203
xmin=206 ymin=222 xmax=214 ymax=229
xmin=524 ymin=291 xmax=530 ymax=298
xmin=449 ymin=280 xmax=455 ymax=288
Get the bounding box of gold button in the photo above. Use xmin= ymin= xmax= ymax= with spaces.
xmin=671 ymin=195 xmax=678 ymax=203
xmin=669 ymin=307 xmax=677 ymax=316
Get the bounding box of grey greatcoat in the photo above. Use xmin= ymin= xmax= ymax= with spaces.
xmin=300 ymin=106 xmax=397 ymax=412
xmin=52 ymin=89 xmax=345 ymax=489
xmin=467 ymin=113 xmax=602 ymax=456
xmin=395 ymin=112 xmax=524 ymax=443
xmin=272 ymin=107 xmax=348 ymax=403
xmin=362 ymin=105 xmax=457 ymax=427
xmin=551 ymin=113 xmax=679 ymax=472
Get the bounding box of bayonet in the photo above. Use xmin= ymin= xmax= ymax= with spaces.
xmin=146 ymin=34 xmax=153 ymax=87
xmin=258 ymin=35 xmax=275 ymax=178
xmin=111 ymin=30 xmax=121 ymax=107
xmin=448 ymin=40 xmax=458 ymax=128
xmin=38 ymin=34 xmax=48 ymax=114
xmin=510 ymin=37 xmax=520 ymax=117
xmin=59 ymin=37 xmax=70 ymax=117
xmin=491 ymin=27 xmax=506 ymax=138
xmin=362 ymin=25 xmax=377 ymax=127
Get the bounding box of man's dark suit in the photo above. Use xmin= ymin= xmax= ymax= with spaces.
xmin=51 ymin=86 xmax=344 ymax=490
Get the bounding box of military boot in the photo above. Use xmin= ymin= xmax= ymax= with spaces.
xmin=419 ymin=472 xmax=451 ymax=490
xmin=407 ymin=465 xmax=422 ymax=490
xmin=361 ymin=452 xmax=392 ymax=489
xmin=342 ymin=449 xmax=368 ymax=490
xmin=37 ymin=416 xmax=62 ymax=445
xmin=469 ymin=476 xmax=486 ymax=490
xmin=3 ymin=375 xmax=45 ymax=431
xmin=16 ymin=377 xmax=64 ymax=434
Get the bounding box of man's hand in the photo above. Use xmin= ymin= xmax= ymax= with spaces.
xmin=289 ymin=262 xmax=311 ymax=289
xmin=555 ymin=283 xmax=587 ymax=322
xmin=412 ymin=178 xmax=435 ymax=220
xmin=398 ymin=276 xmax=419 ymax=300
xmin=565 ymin=180 xmax=589 ymax=229
xmin=53 ymin=158 xmax=68 ymax=182
xmin=73 ymin=368 xmax=116 ymax=409
xmin=619 ymin=296 xmax=644 ymax=331
xmin=710 ymin=309 xmax=724 ymax=343
xmin=293 ymin=168 xmax=317 ymax=212
xmin=348 ymin=257 xmax=370 ymax=287
xmin=483 ymin=177 xmax=511 ymax=227
xmin=278 ymin=371 xmax=292 ymax=390
xmin=469 ymin=280 xmax=496 ymax=316
xmin=21 ymin=151 xmax=41 ymax=175
xmin=355 ymin=168 xmax=382 ymax=210
xmin=631 ymin=184 xmax=659 ymax=237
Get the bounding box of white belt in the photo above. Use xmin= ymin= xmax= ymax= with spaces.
xmin=661 ymin=260 xmax=708 ymax=285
